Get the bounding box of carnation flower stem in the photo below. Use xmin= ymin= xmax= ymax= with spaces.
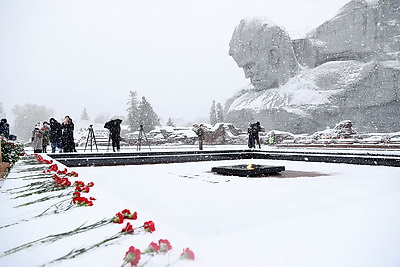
xmin=3 ymin=172 xmax=50 ymax=180
xmin=0 ymin=199 xmax=74 ymax=230
xmin=46 ymin=232 xmax=124 ymax=265
xmin=12 ymin=186 xmax=68 ymax=199
xmin=1 ymin=218 xmax=111 ymax=257
xmin=9 ymin=181 xmax=56 ymax=195
xmin=15 ymin=167 xmax=45 ymax=173
xmin=1 ymin=181 xmax=48 ymax=193
xmin=14 ymin=192 xmax=71 ymax=208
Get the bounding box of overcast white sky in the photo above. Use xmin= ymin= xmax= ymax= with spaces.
xmin=0 ymin=0 xmax=350 ymax=124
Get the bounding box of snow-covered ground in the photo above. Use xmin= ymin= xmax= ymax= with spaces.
xmin=1 ymin=147 xmax=400 ymax=267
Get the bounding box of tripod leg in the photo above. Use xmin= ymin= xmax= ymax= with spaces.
xmin=93 ymin=131 xmax=98 ymax=152
xmin=84 ymin=130 xmax=91 ymax=152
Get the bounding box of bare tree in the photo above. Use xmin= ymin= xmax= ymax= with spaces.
xmin=12 ymin=104 xmax=54 ymax=142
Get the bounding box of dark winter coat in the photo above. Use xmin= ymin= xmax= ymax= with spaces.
xmin=104 ymin=119 xmax=122 ymax=141
xmin=41 ymin=125 xmax=50 ymax=146
xmin=0 ymin=120 xmax=10 ymax=139
xmin=104 ymin=119 xmax=122 ymax=151
xmin=61 ymin=122 xmax=75 ymax=152
xmin=50 ymin=121 xmax=62 ymax=143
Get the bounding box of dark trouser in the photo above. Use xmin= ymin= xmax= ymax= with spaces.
xmin=199 ymin=139 xmax=203 ymax=150
xmin=51 ymin=142 xmax=62 ymax=153
xmin=248 ymin=135 xmax=255 ymax=148
xmin=111 ymin=137 xmax=120 ymax=152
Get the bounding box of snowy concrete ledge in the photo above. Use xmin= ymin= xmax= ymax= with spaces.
xmin=47 ymin=149 xmax=400 ymax=167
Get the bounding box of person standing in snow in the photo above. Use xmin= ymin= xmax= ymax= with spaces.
xmin=252 ymin=121 xmax=262 ymax=149
xmin=248 ymin=123 xmax=255 ymax=149
xmin=104 ymin=119 xmax=122 ymax=152
xmin=61 ymin=116 xmax=75 ymax=152
xmin=41 ymin=121 xmax=50 ymax=153
xmin=49 ymin=118 xmax=62 ymax=153
xmin=0 ymin=118 xmax=10 ymax=139
xmin=194 ymin=124 xmax=205 ymax=150
xmin=31 ymin=123 xmax=43 ymax=153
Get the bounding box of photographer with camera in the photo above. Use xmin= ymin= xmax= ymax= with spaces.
xmin=104 ymin=119 xmax=122 ymax=152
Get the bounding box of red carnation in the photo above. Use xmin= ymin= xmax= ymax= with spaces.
xmin=121 ymin=222 xmax=134 ymax=234
xmin=49 ymin=164 xmax=59 ymax=172
xmin=121 ymin=209 xmax=138 ymax=220
xmin=180 ymin=248 xmax=195 ymax=260
xmin=158 ymin=239 xmax=172 ymax=252
xmin=143 ymin=221 xmax=156 ymax=233
xmin=81 ymin=186 xmax=90 ymax=193
xmin=145 ymin=242 xmax=159 ymax=253
xmin=112 ymin=212 xmax=124 ymax=224
xmin=124 ymin=246 xmax=141 ymax=267
xmin=87 ymin=182 xmax=94 ymax=187
xmin=74 ymin=181 xmax=85 ymax=187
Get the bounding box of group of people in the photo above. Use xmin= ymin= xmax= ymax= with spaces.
xmin=31 ymin=116 xmax=75 ymax=153
xmin=248 ymin=121 xmax=262 ymax=149
xmin=31 ymin=116 xmax=123 ymax=153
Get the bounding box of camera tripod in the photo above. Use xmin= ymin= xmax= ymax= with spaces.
xmin=84 ymin=125 xmax=98 ymax=152
xmin=137 ymin=125 xmax=151 ymax=151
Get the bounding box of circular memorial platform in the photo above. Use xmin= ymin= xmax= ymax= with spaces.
xmin=211 ymin=164 xmax=285 ymax=177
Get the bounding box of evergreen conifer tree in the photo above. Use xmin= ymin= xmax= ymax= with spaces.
xmin=209 ymin=100 xmax=217 ymax=126
xmin=127 ymin=91 xmax=140 ymax=132
xmin=216 ymin=103 xmax=224 ymax=123
xmin=166 ymin=117 xmax=175 ymax=127
xmin=81 ymin=108 xmax=89 ymax=120
xmin=137 ymin=96 xmax=160 ymax=132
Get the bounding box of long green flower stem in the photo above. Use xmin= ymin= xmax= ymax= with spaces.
xmin=45 ymin=225 xmax=147 ymax=266
xmin=14 ymin=167 xmax=46 ymax=173
xmin=3 ymin=172 xmax=50 ymax=180
xmin=14 ymin=191 xmax=72 ymax=208
xmin=0 ymin=199 xmax=75 ymax=230
xmin=1 ymin=218 xmax=112 ymax=257
xmin=1 ymin=181 xmax=45 ymax=193
xmin=6 ymin=180 xmax=55 ymax=195
xmin=44 ymin=232 xmax=126 ymax=266
xmin=11 ymin=186 xmax=68 ymax=199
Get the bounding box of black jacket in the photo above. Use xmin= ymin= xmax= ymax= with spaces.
xmin=50 ymin=121 xmax=62 ymax=143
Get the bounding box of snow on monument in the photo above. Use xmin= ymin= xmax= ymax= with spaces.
xmin=226 ymin=0 xmax=400 ymax=134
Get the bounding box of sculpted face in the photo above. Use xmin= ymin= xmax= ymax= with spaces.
xmin=229 ymin=18 xmax=299 ymax=89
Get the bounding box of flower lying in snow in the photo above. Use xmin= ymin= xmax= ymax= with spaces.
xmin=72 ymin=196 xmax=94 ymax=206
xmin=121 ymin=209 xmax=138 ymax=220
xmin=123 ymin=246 xmax=141 ymax=267
xmin=144 ymin=242 xmax=160 ymax=253
xmin=113 ymin=209 xmax=138 ymax=224
xmin=121 ymin=222 xmax=134 ymax=234
xmin=143 ymin=239 xmax=172 ymax=254
xmin=143 ymin=221 xmax=156 ymax=233
xmin=180 ymin=248 xmax=195 ymax=260
xmin=158 ymin=239 xmax=172 ymax=253
xmin=112 ymin=212 xmax=125 ymax=224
